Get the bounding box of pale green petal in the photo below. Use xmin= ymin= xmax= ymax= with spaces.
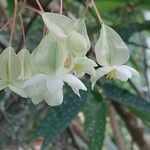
xmin=61 ymin=74 xmax=87 ymax=97
xmin=32 ymin=33 xmax=67 ymax=74
xmin=0 ymin=47 xmax=20 ymax=82
xmin=90 ymin=66 xmax=114 ymax=89
xmin=0 ymin=80 xmax=7 ymax=91
xmin=67 ymin=31 xmax=87 ymax=56
xmin=45 ymin=76 xmax=64 ymax=106
xmin=95 ymin=24 xmax=130 ymax=66
xmin=18 ymin=49 xmax=32 ymax=80
xmin=74 ymin=57 xmax=97 ymax=78
xmin=9 ymin=81 xmax=27 ymax=98
xmin=30 ymin=96 xmax=43 ymax=105
xmin=41 ymin=12 xmax=74 ymax=38
xmin=74 ymin=18 xmax=91 ymax=50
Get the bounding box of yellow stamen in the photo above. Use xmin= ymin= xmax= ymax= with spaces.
xmin=74 ymin=64 xmax=83 ymax=74
xmin=106 ymin=69 xmax=117 ymax=79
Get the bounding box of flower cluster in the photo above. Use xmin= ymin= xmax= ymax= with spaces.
xmin=0 ymin=12 xmax=139 ymax=106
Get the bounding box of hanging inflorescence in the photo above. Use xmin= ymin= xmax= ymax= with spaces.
xmin=0 ymin=1 xmax=139 ymax=106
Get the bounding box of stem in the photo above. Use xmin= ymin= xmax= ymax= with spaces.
xmin=0 ymin=19 xmax=12 ymax=32
xmin=60 ymin=0 xmax=63 ymax=14
xmin=108 ymin=102 xmax=125 ymax=150
xmin=18 ymin=2 xmax=41 ymax=14
xmin=9 ymin=2 xmax=18 ymax=45
xmin=19 ymin=14 xmax=26 ymax=48
xmin=35 ymin=0 xmax=44 ymax=12
xmin=91 ymin=0 xmax=103 ymax=24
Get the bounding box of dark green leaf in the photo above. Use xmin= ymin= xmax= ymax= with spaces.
xmin=84 ymin=91 xmax=106 ymax=150
xmin=29 ymin=88 xmax=87 ymax=150
xmin=6 ymin=0 xmax=15 ymax=16
xmin=102 ymin=83 xmax=150 ymax=114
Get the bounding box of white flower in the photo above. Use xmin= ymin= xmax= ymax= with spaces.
xmin=91 ymin=23 xmax=139 ymax=88
xmin=0 ymin=47 xmax=27 ymax=98
xmin=24 ymin=33 xmax=87 ymax=106
xmin=41 ymin=13 xmax=90 ymax=56
xmin=23 ymin=73 xmax=87 ymax=106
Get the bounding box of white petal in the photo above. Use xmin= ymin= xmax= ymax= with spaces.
xmin=74 ymin=18 xmax=91 ymax=50
xmin=0 ymin=80 xmax=7 ymax=91
xmin=18 ymin=48 xmax=32 ymax=80
xmin=122 ymin=65 xmax=140 ymax=77
xmin=115 ymin=66 xmax=132 ymax=81
xmin=9 ymin=82 xmax=27 ymax=98
xmin=32 ymin=33 xmax=67 ymax=74
xmin=0 ymin=47 xmax=20 ymax=82
xmin=41 ymin=12 xmax=74 ymax=38
xmin=95 ymin=24 xmax=130 ymax=66
xmin=30 ymin=96 xmax=44 ymax=105
xmin=67 ymin=31 xmax=88 ymax=56
xmin=90 ymin=66 xmax=114 ymax=89
xmin=61 ymin=74 xmax=87 ymax=96
xmin=45 ymin=76 xmax=64 ymax=106
xmin=23 ymin=74 xmax=47 ymax=99
xmin=74 ymin=57 xmax=97 ymax=78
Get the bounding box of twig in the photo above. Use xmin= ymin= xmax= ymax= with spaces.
xmin=67 ymin=127 xmax=81 ymax=150
xmin=91 ymin=0 xmax=103 ymax=24
xmin=0 ymin=19 xmax=12 ymax=32
xmin=9 ymin=2 xmax=18 ymax=45
xmin=60 ymin=0 xmax=63 ymax=14
xmin=19 ymin=14 xmax=26 ymax=48
xmin=35 ymin=0 xmax=44 ymax=12
xmin=114 ymin=103 xmax=150 ymax=150
xmin=108 ymin=102 xmax=125 ymax=150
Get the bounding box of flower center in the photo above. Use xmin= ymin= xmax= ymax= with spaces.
xmin=74 ymin=64 xmax=83 ymax=74
xmin=106 ymin=69 xmax=117 ymax=79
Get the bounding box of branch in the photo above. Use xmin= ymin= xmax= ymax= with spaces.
xmin=114 ymin=103 xmax=150 ymax=150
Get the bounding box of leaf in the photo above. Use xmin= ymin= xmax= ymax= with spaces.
xmin=6 ymin=0 xmax=15 ymax=16
xmin=84 ymin=91 xmax=106 ymax=150
xmin=102 ymin=83 xmax=150 ymax=114
xmin=29 ymin=88 xmax=87 ymax=149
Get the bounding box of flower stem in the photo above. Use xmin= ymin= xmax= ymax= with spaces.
xmin=60 ymin=0 xmax=63 ymax=14
xmin=18 ymin=2 xmax=41 ymax=15
xmin=91 ymin=0 xmax=103 ymax=24
xmin=19 ymin=14 xmax=26 ymax=48
xmin=35 ymin=0 xmax=44 ymax=12
xmin=0 ymin=19 xmax=12 ymax=32
xmin=8 ymin=2 xmax=18 ymax=46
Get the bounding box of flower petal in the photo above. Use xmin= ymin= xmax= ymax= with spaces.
xmin=32 ymin=33 xmax=67 ymax=74
xmin=74 ymin=18 xmax=91 ymax=50
xmin=0 ymin=47 xmax=20 ymax=82
xmin=9 ymin=82 xmax=27 ymax=98
xmin=23 ymin=74 xmax=47 ymax=99
xmin=45 ymin=76 xmax=64 ymax=106
xmin=41 ymin=12 xmax=74 ymax=38
xmin=0 ymin=80 xmax=7 ymax=91
xmin=74 ymin=57 xmax=97 ymax=78
xmin=67 ymin=31 xmax=88 ymax=56
xmin=18 ymin=48 xmax=32 ymax=80
xmin=90 ymin=66 xmax=114 ymax=89
xmin=61 ymin=74 xmax=87 ymax=96
xmin=115 ymin=65 xmax=132 ymax=81
xmin=95 ymin=24 xmax=130 ymax=66
xmin=122 ymin=65 xmax=140 ymax=77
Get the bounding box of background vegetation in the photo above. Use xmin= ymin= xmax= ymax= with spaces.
xmin=0 ymin=0 xmax=150 ymax=149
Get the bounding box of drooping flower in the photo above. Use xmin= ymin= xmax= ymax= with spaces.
xmin=41 ymin=13 xmax=90 ymax=56
xmin=0 ymin=47 xmax=27 ymax=97
xmin=91 ymin=23 xmax=139 ymax=88
xmin=23 ymin=33 xmax=87 ymax=106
